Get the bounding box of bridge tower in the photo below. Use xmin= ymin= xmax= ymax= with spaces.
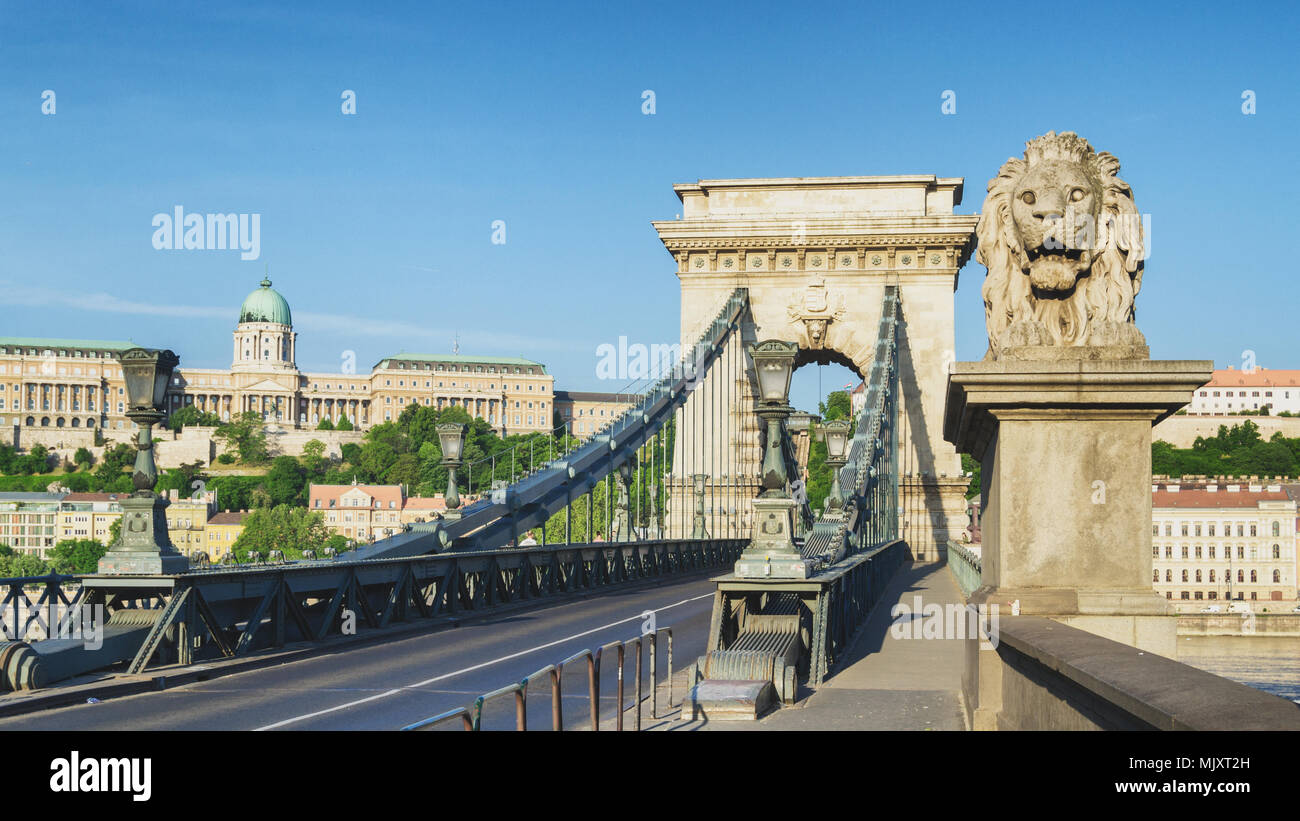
xmin=654 ymin=176 xmax=978 ymax=561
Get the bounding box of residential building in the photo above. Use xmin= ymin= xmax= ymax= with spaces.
xmin=310 ymin=482 xmax=480 ymax=543
xmin=850 ymin=380 xmax=867 ymax=418
xmin=0 ymin=492 xmax=66 ymax=556
xmin=552 ymin=390 xmax=636 ymax=439
xmin=1185 ymin=367 xmax=1300 ymax=416
xmin=161 ymin=489 xmax=218 ymax=560
xmin=1151 ymin=477 xmax=1299 ymax=611
xmin=1 ymin=277 xmax=554 ymax=438
xmin=204 ymin=510 xmax=250 ymax=562
xmin=56 ymin=492 xmax=126 ymax=544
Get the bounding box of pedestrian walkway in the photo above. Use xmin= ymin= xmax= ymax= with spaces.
xmin=640 ymin=560 xmax=969 ymax=731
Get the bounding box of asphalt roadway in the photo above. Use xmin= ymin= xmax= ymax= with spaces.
xmin=0 ymin=575 xmax=716 ymax=731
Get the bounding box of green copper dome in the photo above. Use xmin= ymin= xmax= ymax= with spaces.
xmin=238 ymin=278 xmax=292 ymax=326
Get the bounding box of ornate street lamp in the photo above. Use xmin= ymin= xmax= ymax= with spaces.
xmin=750 ymin=340 xmax=798 ymax=494
xmin=735 ymin=340 xmax=812 ymax=579
xmin=97 ymin=348 xmax=189 ymax=574
xmin=437 ymin=422 xmax=468 ymax=517
xmin=820 ymin=419 xmax=852 ymax=513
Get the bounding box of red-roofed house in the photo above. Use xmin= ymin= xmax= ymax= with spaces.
xmin=1187 ymin=367 xmax=1300 ymax=415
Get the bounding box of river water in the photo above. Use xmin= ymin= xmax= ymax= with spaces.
xmin=1176 ymin=635 xmax=1300 ymax=704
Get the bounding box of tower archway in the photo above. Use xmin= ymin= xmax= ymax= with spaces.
xmin=654 ymin=175 xmax=979 ymax=559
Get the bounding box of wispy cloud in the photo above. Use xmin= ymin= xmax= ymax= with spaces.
xmin=0 ymin=281 xmax=588 ymax=353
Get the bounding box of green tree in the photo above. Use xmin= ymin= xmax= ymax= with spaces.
xmin=48 ymin=539 xmax=107 ymax=574
xmin=214 ymin=411 xmax=270 ymax=464
xmin=961 ymin=453 xmax=981 ymax=500
xmin=265 ymin=455 xmax=308 ymax=506
xmin=73 ymin=447 xmax=94 ymax=469
xmin=301 ymin=439 xmax=328 ymax=477
xmin=316 ymin=417 xmax=335 ymax=431
xmin=335 ymin=414 xmax=354 ymax=431
xmin=154 ymin=461 xmax=205 ymax=498
xmin=340 ymin=442 xmax=362 ymax=465
xmin=0 ymin=551 xmax=50 ymax=578
xmin=27 ymin=444 xmax=51 ymax=474
xmin=108 ymin=518 xmax=121 ymax=547
xmin=232 ymin=505 xmax=334 ymax=561
xmin=0 ymin=444 xmax=16 ymax=474
xmin=93 ymin=443 xmax=135 ymax=487
xmin=817 ymin=390 xmax=852 ymax=422
xmin=358 ymin=441 xmax=398 ymax=482
xmin=167 ymin=405 xmax=222 ymax=432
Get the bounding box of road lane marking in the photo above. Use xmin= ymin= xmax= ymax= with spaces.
xmin=253 ymin=591 xmax=712 ymax=730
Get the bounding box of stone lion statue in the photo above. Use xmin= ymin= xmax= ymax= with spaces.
xmin=977 ymin=131 xmax=1147 ymax=360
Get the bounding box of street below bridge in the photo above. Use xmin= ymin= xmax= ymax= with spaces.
xmin=0 ymin=576 xmax=717 ymax=731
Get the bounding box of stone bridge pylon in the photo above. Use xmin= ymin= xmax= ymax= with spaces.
xmin=653 ymin=175 xmax=979 ymax=561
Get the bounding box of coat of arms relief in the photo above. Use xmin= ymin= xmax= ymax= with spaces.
xmin=786 ymin=277 xmax=846 ymax=350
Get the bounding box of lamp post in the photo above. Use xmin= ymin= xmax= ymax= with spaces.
xmin=690 ymin=473 xmax=710 ymax=539
xmin=437 ymin=423 xmax=467 ymax=518
xmin=735 ymin=340 xmax=812 ymax=579
xmin=97 ymin=348 xmax=189 ymax=574
xmin=613 ymin=456 xmax=637 ymax=542
xmin=820 ymin=419 xmax=852 ymax=513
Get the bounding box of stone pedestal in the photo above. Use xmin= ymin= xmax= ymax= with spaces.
xmin=98 ymin=494 xmax=189 ymax=575
xmin=943 ymin=358 xmax=1211 ymax=657
xmin=900 ymin=474 xmax=971 ymax=563
xmin=734 ymin=496 xmax=813 ymax=579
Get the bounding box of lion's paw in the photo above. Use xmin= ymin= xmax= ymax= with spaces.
xmin=1086 ymin=320 xmax=1145 ymax=348
xmin=999 ymin=320 xmax=1051 ymax=349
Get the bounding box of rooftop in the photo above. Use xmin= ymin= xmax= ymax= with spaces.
xmin=1206 ymin=367 xmax=1300 ymax=388
xmin=0 ymin=492 xmax=68 ymax=502
xmin=1152 ymin=483 xmax=1294 ymax=508
xmin=375 ymin=353 xmax=547 ymax=373
xmin=208 ymin=511 xmax=251 ymax=525
xmin=0 ymin=337 xmax=139 ymax=352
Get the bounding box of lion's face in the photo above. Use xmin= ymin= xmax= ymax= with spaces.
xmin=1009 ymin=158 xmax=1101 ymax=293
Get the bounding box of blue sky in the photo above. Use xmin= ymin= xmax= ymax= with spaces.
xmin=1 ymin=0 xmax=1296 ymax=414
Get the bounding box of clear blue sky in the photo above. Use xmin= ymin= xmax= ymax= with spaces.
xmin=1 ymin=1 xmax=1296 ymax=414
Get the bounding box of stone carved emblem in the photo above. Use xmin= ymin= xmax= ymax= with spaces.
xmin=786 ymin=277 xmax=846 ymax=349
xmin=761 ymin=513 xmax=783 ymax=536
xmin=978 ymin=131 xmax=1147 ymax=360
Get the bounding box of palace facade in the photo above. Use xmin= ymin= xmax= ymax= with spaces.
xmin=0 ymin=278 xmax=554 ymax=438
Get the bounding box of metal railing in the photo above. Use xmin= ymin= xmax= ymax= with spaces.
xmin=946 ymin=539 xmax=983 ymax=598
xmin=0 ymin=573 xmax=84 ymax=642
xmin=401 ymin=627 xmax=673 ymax=731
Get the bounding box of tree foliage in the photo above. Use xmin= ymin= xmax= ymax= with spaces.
xmin=166 ymin=405 xmax=222 ymax=431
xmin=1153 ymin=420 xmax=1300 ymax=478
xmin=214 ymin=411 xmax=270 ymax=465
xmin=48 ymin=539 xmax=107 ymax=574
xmin=231 ymin=505 xmax=334 ymax=561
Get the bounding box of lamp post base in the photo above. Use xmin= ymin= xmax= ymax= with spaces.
xmin=97 ymin=494 xmax=189 ymax=575
xmin=734 ymin=496 xmax=813 ymax=579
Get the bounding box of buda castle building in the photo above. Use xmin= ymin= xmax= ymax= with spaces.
xmin=1 ymin=278 xmax=554 ymax=439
